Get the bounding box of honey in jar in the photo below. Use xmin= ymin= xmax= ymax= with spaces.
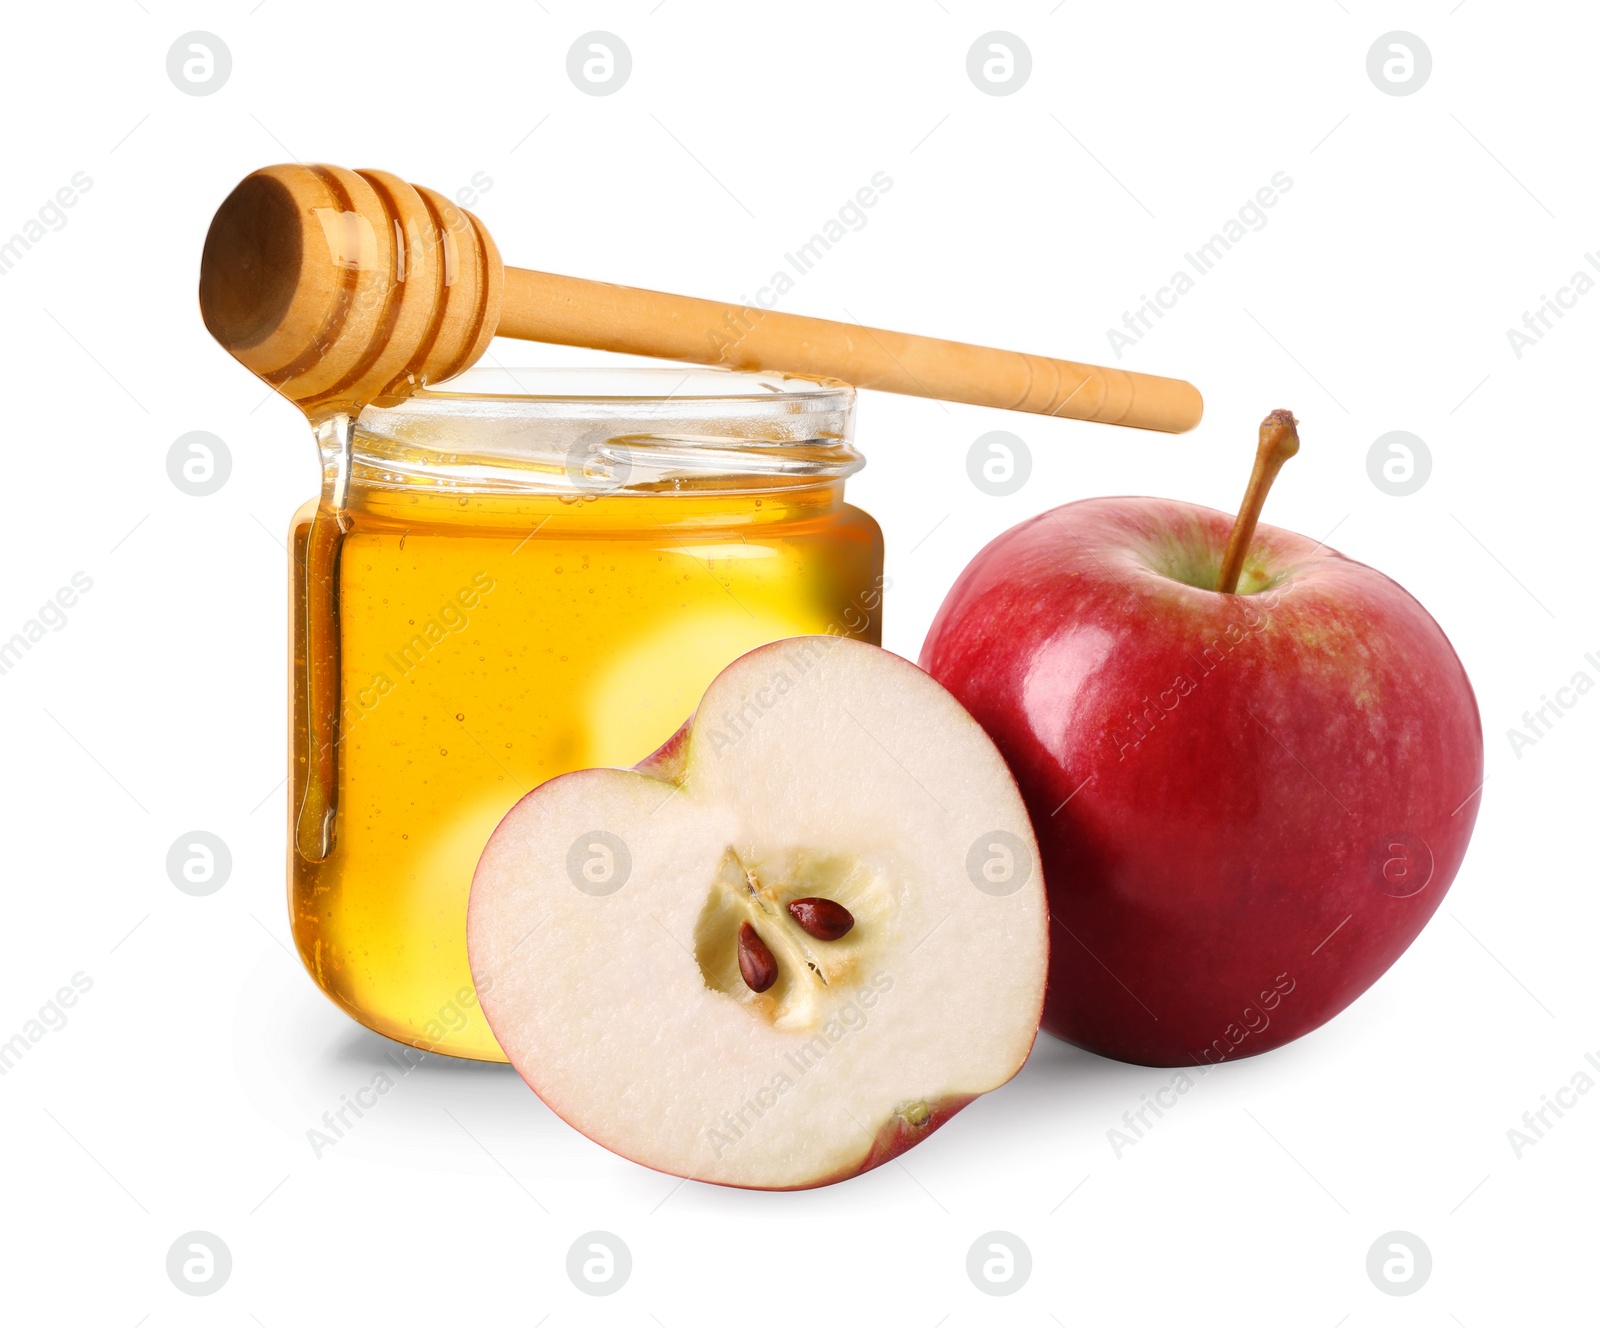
xmin=289 ymin=368 xmax=882 ymax=1060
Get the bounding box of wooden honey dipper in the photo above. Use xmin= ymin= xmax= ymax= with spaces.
xmin=200 ymin=163 xmax=1202 ymax=430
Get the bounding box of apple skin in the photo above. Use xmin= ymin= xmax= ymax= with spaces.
xmin=920 ymin=497 xmax=1483 ymax=1067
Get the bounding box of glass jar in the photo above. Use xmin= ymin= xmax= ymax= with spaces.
xmin=288 ymin=367 xmax=882 ymax=1060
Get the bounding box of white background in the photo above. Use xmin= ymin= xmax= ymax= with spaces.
xmin=1 ymin=1 xmax=1594 ymax=1322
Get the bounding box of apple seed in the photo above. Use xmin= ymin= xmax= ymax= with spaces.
xmin=737 ymin=922 xmax=778 ymax=993
xmin=788 ymin=897 xmax=855 ymax=941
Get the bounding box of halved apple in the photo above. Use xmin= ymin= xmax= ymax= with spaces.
xmin=467 ymin=637 xmax=1048 ymax=1190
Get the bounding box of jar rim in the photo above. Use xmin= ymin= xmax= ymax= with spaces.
xmin=410 ymin=365 xmax=856 ymax=407
xmin=349 ymin=366 xmax=863 ymax=497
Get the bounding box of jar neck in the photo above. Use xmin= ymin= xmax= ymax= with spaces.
xmin=335 ymin=476 xmax=853 ymax=535
xmin=344 ymin=371 xmax=864 ymax=506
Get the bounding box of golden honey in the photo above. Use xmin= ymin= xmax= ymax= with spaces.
xmin=288 ymin=370 xmax=881 ymax=1060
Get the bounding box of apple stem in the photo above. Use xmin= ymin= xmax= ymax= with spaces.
xmin=1215 ymin=409 xmax=1300 ymax=595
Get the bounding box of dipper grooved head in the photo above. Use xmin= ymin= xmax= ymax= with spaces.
xmin=199 ymin=164 xmax=503 ymax=420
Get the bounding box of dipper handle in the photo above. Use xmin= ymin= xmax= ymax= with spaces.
xmin=500 ymin=269 xmax=1201 ymax=432
xmin=200 ymin=164 xmax=1201 ymax=430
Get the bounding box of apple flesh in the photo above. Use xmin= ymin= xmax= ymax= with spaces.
xmin=920 ymin=497 xmax=1483 ymax=1067
xmin=468 ymin=637 xmax=1048 ymax=1189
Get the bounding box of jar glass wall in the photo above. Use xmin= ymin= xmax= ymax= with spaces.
xmin=289 ymin=368 xmax=882 ymax=1060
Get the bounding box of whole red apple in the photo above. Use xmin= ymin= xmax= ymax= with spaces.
xmin=920 ymin=472 xmax=1482 ymax=1067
